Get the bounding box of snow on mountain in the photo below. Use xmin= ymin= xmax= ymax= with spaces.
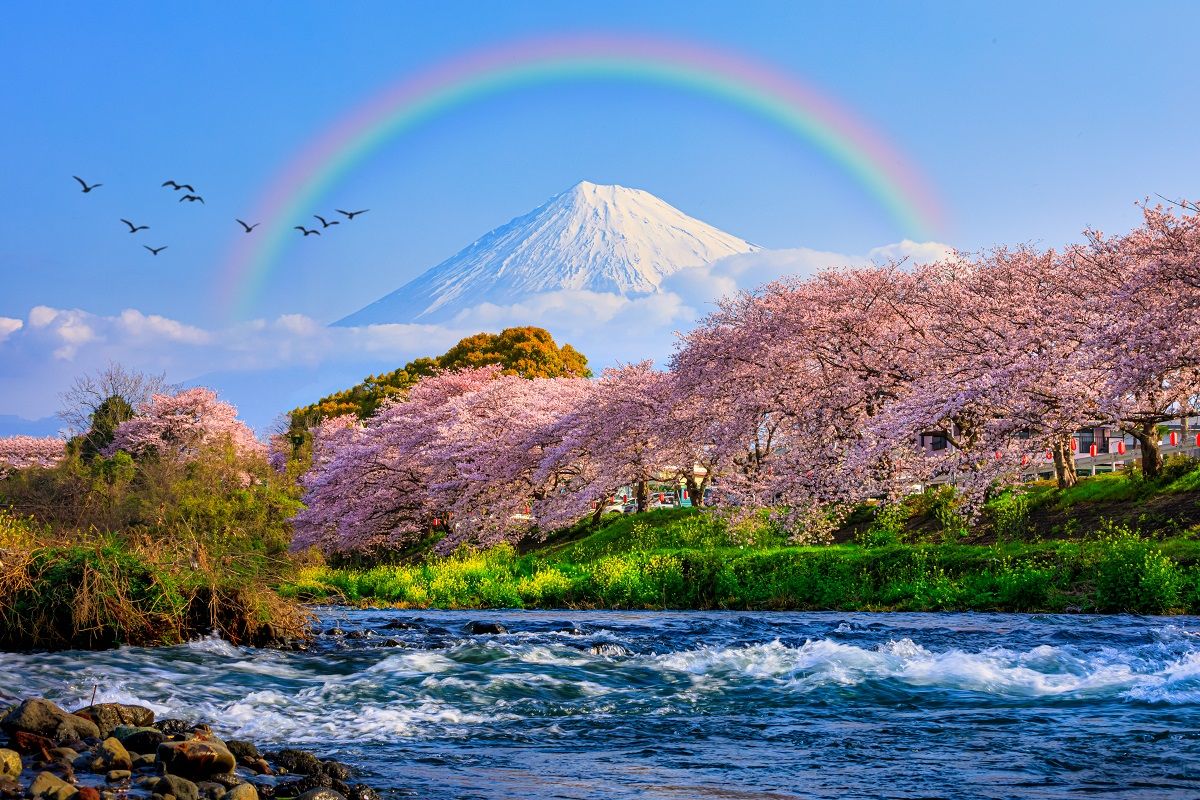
xmin=334 ymin=181 xmax=759 ymax=326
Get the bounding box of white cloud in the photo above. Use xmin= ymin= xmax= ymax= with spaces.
xmin=0 ymin=317 xmax=22 ymax=343
xmin=0 ymin=240 xmax=953 ymax=429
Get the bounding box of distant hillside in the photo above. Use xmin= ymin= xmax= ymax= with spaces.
xmin=289 ymin=326 xmax=591 ymax=427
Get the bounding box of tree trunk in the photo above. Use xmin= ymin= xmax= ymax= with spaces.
xmin=685 ymin=474 xmax=704 ymax=508
xmin=591 ymin=501 xmax=605 ymax=525
xmin=1131 ymin=423 xmax=1163 ymax=479
xmin=1052 ymin=435 xmax=1078 ymax=490
xmin=636 ymin=480 xmax=649 ymax=513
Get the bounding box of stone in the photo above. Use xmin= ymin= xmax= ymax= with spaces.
xmin=49 ymin=748 xmax=79 ymax=762
xmin=106 ymin=770 xmax=131 ymax=782
xmin=346 ymin=786 xmax=379 ymax=800
xmin=196 ymin=781 xmax=227 ymax=800
xmin=248 ymin=759 xmax=271 ymax=776
xmin=269 ymin=750 xmax=321 ymax=776
xmin=132 ymin=753 xmax=157 ymax=769
xmin=295 ymin=791 xmax=344 ymax=800
xmin=157 ymin=741 xmax=236 ymax=780
xmin=113 ymin=725 xmax=165 ymax=755
xmin=0 ymin=750 xmax=18 ymax=781
xmin=463 ymin=621 xmax=506 ymax=635
xmin=0 ymin=700 xmax=99 ymax=743
xmin=0 ymin=777 xmax=21 ymax=800
xmin=97 ymin=738 xmax=132 ymax=771
xmin=76 ymin=788 xmax=100 ymax=800
xmin=156 ymin=775 xmax=200 ymax=800
xmin=225 ymin=741 xmax=259 ymax=762
xmin=226 ymin=784 xmax=258 ymax=800
xmin=153 ymin=720 xmax=194 ymax=739
xmin=10 ymin=730 xmax=54 ymax=757
xmin=72 ymin=706 xmax=154 ymax=739
xmin=320 ymin=762 xmax=350 ymax=782
xmin=30 ymin=771 xmax=77 ymax=800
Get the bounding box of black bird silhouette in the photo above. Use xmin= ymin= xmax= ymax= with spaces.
xmin=73 ymin=176 xmax=102 ymax=193
xmin=314 ymin=214 xmax=340 ymax=228
xmin=236 ymin=219 xmax=260 ymax=233
xmin=336 ymin=208 xmax=369 ymax=220
xmin=294 ymin=226 xmax=321 ymax=237
xmin=144 ymin=245 xmax=168 ymax=255
xmin=161 ymin=180 xmax=195 ymax=192
xmin=179 ymin=194 xmax=205 ymax=204
xmin=120 ymin=218 xmax=149 ymax=233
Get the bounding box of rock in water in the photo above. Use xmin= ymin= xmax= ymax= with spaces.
xmin=112 ymin=725 xmax=165 ymax=755
xmin=225 ymin=741 xmax=260 ymax=763
xmin=156 ymin=774 xmax=200 ymax=800
xmin=270 ymin=749 xmax=322 ymax=775
xmin=1 ymin=699 xmax=100 ymax=743
xmin=96 ymin=738 xmax=132 ymax=771
xmin=30 ymin=771 xmax=76 ymax=800
xmin=72 ymin=705 xmax=154 ymax=738
xmin=9 ymin=731 xmax=54 ymax=757
xmin=75 ymin=788 xmax=99 ymax=800
xmin=0 ymin=750 xmax=18 ymax=780
xmin=463 ymin=621 xmax=506 ymax=635
xmin=296 ymin=790 xmax=345 ymax=800
xmin=157 ymin=741 xmax=236 ymax=779
xmin=226 ymin=784 xmax=258 ymax=800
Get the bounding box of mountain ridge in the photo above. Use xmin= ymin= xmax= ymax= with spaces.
xmin=334 ymin=181 xmax=759 ymax=326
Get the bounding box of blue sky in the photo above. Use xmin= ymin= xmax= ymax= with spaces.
xmin=2 ymin=1 xmax=1198 ymax=428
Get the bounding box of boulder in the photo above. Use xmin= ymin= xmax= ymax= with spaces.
xmin=153 ymin=720 xmax=197 ymax=739
xmin=30 ymin=771 xmax=77 ymax=800
xmin=226 ymin=784 xmax=258 ymax=800
xmin=76 ymin=789 xmax=100 ymax=800
xmin=195 ymin=781 xmax=227 ymax=800
xmin=269 ymin=749 xmax=321 ymax=776
xmin=0 ymin=777 xmax=21 ymax=800
xmin=72 ymin=706 xmax=154 ymax=739
xmin=113 ymin=726 xmax=165 ymax=755
xmin=105 ymin=771 xmax=131 ymax=782
xmin=463 ymin=621 xmax=506 ymax=635
xmin=9 ymin=730 xmax=54 ymax=757
xmin=346 ymin=786 xmax=379 ymax=800
xmin=225 ymin=741 xmax=259 ymax=763
xmin=157 ymin=741 xmax=236 ymax=780
xmin=0 ymin=750 xmax=19 ymax=781
xmin=96 ymin=738 xmax=132 ymax=771
xmin=156 ymin=775 xmax=200 ymax=800
xmin=132 ymin=754 xmax=157 ymax=770
xmin=295 ymin=791 xmax=344 ymax=800
xmin=0 ymin=699 xmax=99 ymax=743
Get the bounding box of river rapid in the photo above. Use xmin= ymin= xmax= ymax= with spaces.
xmin=5 ymin=609 xmax=1200 ymax=799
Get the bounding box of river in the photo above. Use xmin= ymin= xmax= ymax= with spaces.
xmin=4 ymin=609 xmax=1200 ymax=799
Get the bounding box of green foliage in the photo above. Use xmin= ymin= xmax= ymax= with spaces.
xmin=988 ymin=491 xmax=1032 ymax=541
xmin=858 ymin=503 xmax=906 ymax=548
xmin=1090 ymin=522 xmax=1183 ymax=613
xmin=289 ymin=326 xmax=592 ymax=427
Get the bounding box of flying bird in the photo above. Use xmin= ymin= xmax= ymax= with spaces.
xmin=144 ymin=245 xmax=168 ymax=255
xmin=179 ymin=194 xmax=204 ymax=204
xmin=294 ymin=226 xmax=320 ymax=237
xmin=314 ymin=214 xmax=340 ymax=228
xmin=336 ymin=208 xmax=369 ymax=220
xmin=120 ymin=218 xmax=149 ymax=233
xmin=236 ymin=219 xmax=260 ymax=233
xmin=73 ymin=176 xmax=102 ymax=193
xmin=161 ymin=180 xmax=195 ymax=192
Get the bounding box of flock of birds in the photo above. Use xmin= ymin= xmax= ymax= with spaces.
xmin=71 ymin=175 xmax=369 ymax=256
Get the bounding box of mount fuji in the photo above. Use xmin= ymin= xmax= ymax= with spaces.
xmin=334 ymin=181 xmax=760 ymax=326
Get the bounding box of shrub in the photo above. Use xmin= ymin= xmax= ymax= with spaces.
xmin=1092 ymin=523 xmax=1182 ymax=613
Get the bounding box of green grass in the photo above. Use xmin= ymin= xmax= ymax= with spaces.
xmin=282 ymin=506 xmax=1200 ymax=615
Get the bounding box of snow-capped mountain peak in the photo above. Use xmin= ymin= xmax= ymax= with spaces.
xmin=335 ymin=182 xmax=759 ymax=326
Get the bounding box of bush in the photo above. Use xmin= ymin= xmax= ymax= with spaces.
xmin=1092 ymin=523 xmax=1182 ymax=613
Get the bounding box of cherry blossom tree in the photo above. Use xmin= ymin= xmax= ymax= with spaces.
xmin=105 ymin=388 xmax=264 ymax=461
xmin=0 ymin=436 xmax=67 ymax=476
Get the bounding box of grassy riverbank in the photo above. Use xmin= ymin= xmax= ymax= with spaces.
xmin=282 ymin=473 xmax=1200 ymax=615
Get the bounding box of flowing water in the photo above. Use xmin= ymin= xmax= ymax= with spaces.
xmin=5 ymin=609 xmax=1200 ymax=799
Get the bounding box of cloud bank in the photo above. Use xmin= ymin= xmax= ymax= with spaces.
xmin=0 ymin=242 xmax=952 ymax=430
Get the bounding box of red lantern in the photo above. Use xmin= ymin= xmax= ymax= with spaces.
xmin=622 ymin=494 xmax=628 ymax=502
xmin=1117 ymin=441 xmax=1126 ymax=455
xmin=1195 ymin=434 xmax=1200 ymax=447
xmin=433 ymin=518 xmax=440 ymax=526
xmin=1170 ymin=431 xmax=1179 ymax=447
xmin=683 ymin=490 xmax=689 ymax=499
xmin=1022 ymin=454 xmax=1030 ymax=466
xmin=1045 ymin=450 xmax=1054 ymax=462
xmin=995 ymin=450 xmax=1003 ymax=461
xmin=1071 ymin=438 xmax=1079 ymax=453
xmin=659 ymin=493 xmax=665 ymax=503
xmin=1089 ymin=443 xmax=1098 ymax=457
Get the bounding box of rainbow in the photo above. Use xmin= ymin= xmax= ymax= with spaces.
xmin=220 ymin=35 xmax=946 ymax=318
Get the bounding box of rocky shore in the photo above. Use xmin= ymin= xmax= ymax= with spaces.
xmin=0 ymin=699 xmax=384 ymax=800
